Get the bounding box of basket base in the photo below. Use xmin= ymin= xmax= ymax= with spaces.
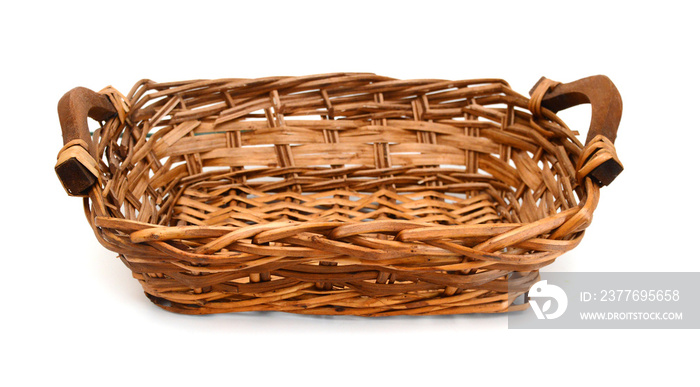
xmin=168 ymin=175 xmax=507 ymax=228
xmin=144 ymin=289 xmax=531 ymax=317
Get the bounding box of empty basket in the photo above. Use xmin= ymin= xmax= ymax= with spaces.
xmin=55 ymin=73 xmax=623 ymax=316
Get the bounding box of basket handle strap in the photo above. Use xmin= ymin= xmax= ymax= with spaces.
xmin=56 ymin=87 xmax=117 ymax=196
xmin=529 ymin=75 xmax=623 ymax=186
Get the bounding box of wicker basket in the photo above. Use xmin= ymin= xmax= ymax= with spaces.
xmin=55 ymin=73 xmax=623 ymax=316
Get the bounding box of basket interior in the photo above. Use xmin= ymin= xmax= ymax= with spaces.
xmin=94 ymin=73 xmax=584 ymax=232
xmin=170 ymin=171 xmax=505 ymax=228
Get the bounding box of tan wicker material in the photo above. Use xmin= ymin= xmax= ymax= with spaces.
xmin=55 ymin=73 xmax=623 ymax=316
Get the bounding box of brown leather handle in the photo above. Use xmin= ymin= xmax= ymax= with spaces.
xmin=529 ymin=75 xmax=622 ymax=144
xmin=57 ymin=87 xmax=117 ymax=157
xmin=56 ymin=87 xmax=117 ymax=196
xmin=529 ymin=75 xmax=623 ymax=186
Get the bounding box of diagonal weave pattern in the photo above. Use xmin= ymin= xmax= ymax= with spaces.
xmin=79 ymin=73 xmax=604 ymax=316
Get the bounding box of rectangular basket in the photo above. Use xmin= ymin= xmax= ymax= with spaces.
xmin=55 ymin=73 xmax=623 ymax=316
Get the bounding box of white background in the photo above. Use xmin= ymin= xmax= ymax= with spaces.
xmin=2 ymin=1 xmax=698 ymax=385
